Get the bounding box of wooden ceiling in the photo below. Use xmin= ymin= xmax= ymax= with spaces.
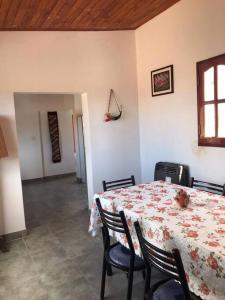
xmin=0 ymin=0 xmax=180 ymax=31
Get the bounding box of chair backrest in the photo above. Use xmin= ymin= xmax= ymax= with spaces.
xmin=134 ymin=221 xmax=190 ymax=300
xmin=96 ymin=198 xmax=134 ymax=253
xmin=190 ymin=177 xmax=225 ymax=195
xmin=154 ymin=162 xmax=189 ymax=187
xmin=102 ymin=175 xmax=135 ymax=192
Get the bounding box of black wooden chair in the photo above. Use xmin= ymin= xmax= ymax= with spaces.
xmin=190 ymin=177 xmax=225 ymax=196
xmin=102 ymin=175 xmax=135 ymax=192
xmin=134 ymin=221 xmax=191 ymax=300
xmin=96 ymin=198 xmax=145 ymax=300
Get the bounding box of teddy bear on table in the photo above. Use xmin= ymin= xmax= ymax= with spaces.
xmin=174 ymin=189 xmax=190 ymax=208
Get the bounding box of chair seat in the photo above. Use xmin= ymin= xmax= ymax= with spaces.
xmin=107 ymin=243 xmax=145 ymax=270
xmin=152 ymin=279 xmax=186 ymax=300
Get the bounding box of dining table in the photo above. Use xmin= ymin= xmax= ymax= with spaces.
xmin=89 ymin=180 xmax=225 ymax=300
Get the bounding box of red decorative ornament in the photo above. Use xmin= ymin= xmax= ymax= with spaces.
xmin=104 ymin=89 xmax=122 ymax=122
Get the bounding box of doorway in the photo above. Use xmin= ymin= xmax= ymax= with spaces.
xmin=14 ymin=92 xmax=87 ymax=228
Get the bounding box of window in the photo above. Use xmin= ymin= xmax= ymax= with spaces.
xmin=197 ymin=53 xmax=225 ymax=147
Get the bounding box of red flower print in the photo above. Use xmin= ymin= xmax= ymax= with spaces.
xmin=192 ymin=215 xmax=202 ymax=222
xmin=168 ymin=212 xmax=178 ymax=216
xmin=207 ymin=255 xmax=218 ymax=270
xmin=211 ymin=212 xmax=220 ymax=216
xmin=113 ymin=190 xmax=121 ymax=194
xmin=180 ymin=223 xmax=191 ymax=228
xmin=153 ymin=197 xmax=160 ymax=202
xmin=190 ymin=250 xmax=199 ymax=262
xmin=211 ymin=199 xmax=218 ymax=203
xmin=216 ymin=229 xmax=225 ymax=235
xmin=196 ymin=203 xmax=205 ymax=207
xmin=186 ymin=208 xmax=193 ymax=212
xmin=163 ymin=201 xmax=172 ymax=205
xmin=138 ymin=184 xmax=145 ymax=189
xmin=146 ymin=204 xmax=154 ymax=208
xmin=208 ymin=241 xmax=220 ymax=247
xmin=133 ymin=241 xmax=139 ymax=251
xmin=163 ymin=228 xmax=171 ymax=240
xmin=125 ymin=203 xmax=133 ymax=209
xmin=185 ymin=273 xmax=189 ymax=283
xmin=135 ymin=210 xmax=144 ymax=214
xmin=193 ymin=269 xmax=200 ymax=277
xmin=219 ymin=206 xmax=225 ymax=210
xmin=153 ymin=216 xmax=164 ymax=223
xmin=199 ymin=283 xmax=210 ymax=295
xmin=187 ymin=231 xmax=198 ymax=238
xmin=157 ymin=207 xmax=166 ymax=213
xmin=147 ymin=229 xmax=154 ymax=239
xmin=219 ymin=218 xmax=225 ymax=224
xmin=127 ymin=219 xmax=132 ymax=227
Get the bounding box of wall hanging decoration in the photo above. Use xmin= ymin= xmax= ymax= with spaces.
xmin=47 ymin=111 xmax=61 ymax=163
xmin=104 ymin=89 xmax=122 ymax=122
xmin=151 ymin=65 xmax=174 ymax=97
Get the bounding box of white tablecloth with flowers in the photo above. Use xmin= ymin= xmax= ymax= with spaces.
xmin=89 ymin=181 xmax=225 ymax=300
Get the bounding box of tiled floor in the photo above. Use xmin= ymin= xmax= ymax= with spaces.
xmin=0 ymin=175 xmax=164 ymax=300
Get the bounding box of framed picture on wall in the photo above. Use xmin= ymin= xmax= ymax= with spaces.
xmin=151 ymin=65 xmax=174 ymax=97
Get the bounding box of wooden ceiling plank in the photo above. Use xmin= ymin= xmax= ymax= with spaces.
xmin=72 ymin=0 xmax=111 ymax=28
xmin=62 ymin=0 xmax=89 ymax=25
xmin=70 ymin=0 xmax=103 ymax=27
xmin=84 ymin=0 xmax=127 ymax=28
xmin=0 ymin=0 xmax=11 ymax=26
xmin=41 ymin=0 xmax=66 ymax=28
xmin=28 ymin=0 xmax=57 ymax=28
xmin=3 ymin=0 xmax=23 ymax=28
xmin=13 ymin=0 xmax=40 ymax=29
xmin=50 ymin=0 xmax=83 ymax=28
xmin=98 ymin=0 xmax=138 ymax=28
xmin=0 ymin=0 xmax=181 ymax=31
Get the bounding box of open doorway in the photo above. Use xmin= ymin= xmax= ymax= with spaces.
xmin=14 ymin=92 xmax=87 ymax=229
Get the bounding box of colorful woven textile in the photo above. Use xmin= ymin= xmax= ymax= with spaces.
xmin=47 ymin=112 xmax=61 ymax=163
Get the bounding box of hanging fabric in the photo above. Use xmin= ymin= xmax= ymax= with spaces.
xmin=47 ymin=112 xmax=61 ymax=163
xmin=104 ymin=89 xmax=122 ymax=122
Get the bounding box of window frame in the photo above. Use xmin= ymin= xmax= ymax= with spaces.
xmin=197 ymin=53 xmax=225 ymax=147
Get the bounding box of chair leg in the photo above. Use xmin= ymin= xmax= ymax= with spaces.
xmin=106 ymin=263 xmax=113 ymax=276
xmin=101 ymin=257 xmax=107 ymax=300
xmin=127 ymin=269 xmax=134 ymax=300
xmin=144 ymin=269 xmax=151 ymax=300
xmin=142 ymin=270 xmax=146 ymax=280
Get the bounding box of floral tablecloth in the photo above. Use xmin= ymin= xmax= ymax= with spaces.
xmin=89 ymin=181 xmax=225 ymax=300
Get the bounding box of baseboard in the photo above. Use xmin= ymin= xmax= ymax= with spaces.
xmin=22 ymin=172 xmax=76 ymax=183
xmin=1 ymin=229 xmax=27 ymax=243
xmin=0 ymin=229 xmax=27 ymax=252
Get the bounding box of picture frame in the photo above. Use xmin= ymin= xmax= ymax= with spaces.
xmin=151 ymin=65 xmax=174 ymax=97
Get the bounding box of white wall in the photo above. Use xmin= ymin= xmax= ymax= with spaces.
xmin=136 ymin=0 xmax=225 ymax=184
xmin=0 ymin=94 xmax=25 ymax=235
xmin=0 ymin=31 xmax=140 ymax=234
xmin=15 ymin=93 xmax=76 ymax=180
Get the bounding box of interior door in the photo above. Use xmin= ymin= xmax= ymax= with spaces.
xmin=77 ymin=116 xmax=86 ymax=183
